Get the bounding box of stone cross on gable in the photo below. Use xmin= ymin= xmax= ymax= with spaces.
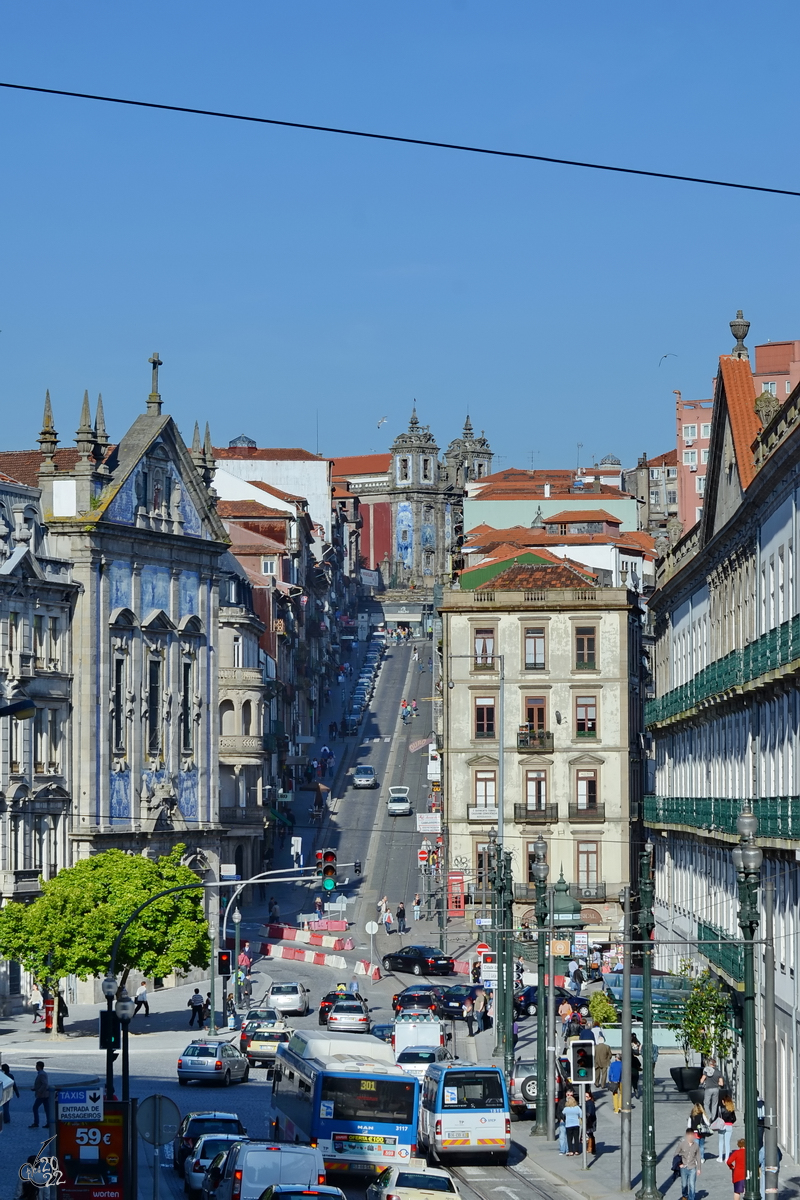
xmin=147 ymin=352 xmax=164 ymax=415
xmin=149 ymin=352 xmax=163 ymax=394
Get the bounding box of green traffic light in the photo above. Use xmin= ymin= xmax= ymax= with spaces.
xmin=322 ymin=876 xmax=336 ymax=892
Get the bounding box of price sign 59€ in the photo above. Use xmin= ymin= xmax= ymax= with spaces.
xmin=57 ymin=1106 xmax=126 ymax=1200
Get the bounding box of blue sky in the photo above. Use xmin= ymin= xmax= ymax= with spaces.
xmin=2 ymin=2 xmax=800 ymax=470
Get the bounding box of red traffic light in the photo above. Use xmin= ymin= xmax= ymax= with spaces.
xmin=323 ymin=850 xmax=336 ymax=864
xmin=217 ymin=950 xmax=232 ymax=976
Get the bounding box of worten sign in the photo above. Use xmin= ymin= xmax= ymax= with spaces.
xmin=57 ymin=1087 xmax=104 ymax=1122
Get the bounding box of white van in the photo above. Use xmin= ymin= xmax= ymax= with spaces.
xmin=392 ymin=1011 xmax=446 ymax=1057
xmin=212 ymin=1141 xmax=325 ymax=1200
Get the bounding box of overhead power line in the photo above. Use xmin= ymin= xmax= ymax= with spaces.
xmin=1 ymin=80 xmax=799 ymax=199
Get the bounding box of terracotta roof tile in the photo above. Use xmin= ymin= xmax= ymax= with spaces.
xmin=248 ymin=480 xmax=307 ymax=505
xmin=717 ymin=356 xmax=760 ymax=489
xmin=331 ymin=454 xmax=392 ymax=478
xmin=647 ymin=448 xmax=678 ymax=467
xmin=474 ymin=482 xmax=630 ymax=501
xmin=543 ymin=509 xmax=622 ymax=524
xmin=222 ymin=521 xmax=284 ymax=553
xmin=477 ymin=562 xmax=598 ymax=590
xmin=216 ymin=500 xmax=289 ymax=519
xmin=0 ymin=448 xmax=82 ymax=487
xmin=214 ymin=446 xmax=325 ymax=462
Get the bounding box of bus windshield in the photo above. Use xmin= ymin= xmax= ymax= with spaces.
xmin=321 ymin=1074 xmax=416 ymax=1123
xmin=442 ymin=1070 xmax=505 ymax=1109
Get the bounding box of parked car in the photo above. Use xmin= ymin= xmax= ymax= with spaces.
xmin=201 ymin=1149 xmax=233 ymax=1200
xmin=381 ymin=945 xmax=454 ymax=976
xmin=244 ymin=1022 xmax=292 ymax=1067
xmin=366 ymin=1165 xmax=460 ymax=1199
xmin=395 ymin=1045 xmax=450 ymax=1082
xmin=392 ymin=985 xmax=447 ymax=1015
xmin=185 ymin=1135 xmax=246 ymax=1198
xmin=509 ymin=1053 xmax=569 ymax=1118
xmin=212 ymin=1142 xmax=326 ymax=1200
xmin=173 ymin=1112 xmax=247 ymax=1176
xmin=387 ymin=787 xmax=413 ymax=816
xmin=513 ymin=985 xmax=589 ymax=1019
xmin=318 ymin=989 xmax=365 ymax=1026
xmin=177 ymin=1041 xmax=250 ymax=1087
xmin=353 ymin=765 xmax=379 ymax=789
xmin=265 ymin=982 xmax=310 ymax=1015
xmin=342 ymin=713 xmax=361 ymax=736
xmin=436 ymin=984 xmax=486 ymax=1021
xmin=326 ymin=999 xmax=371 ymax=1033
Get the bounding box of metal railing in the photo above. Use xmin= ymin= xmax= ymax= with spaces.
xmin=567 ymin=803 xmax=606 ymax=822
xmin=568 ymin=881 xmax=607 ymax=901
xmin=697 ymin=918 xmax=744 ymax=984
xmin=514 ymin=803 xmax=559 ymax=824
xmin=643 ymin=794 xmax=800 ymax=839
xmin=516 ymin=729 xmax=554 ymax=752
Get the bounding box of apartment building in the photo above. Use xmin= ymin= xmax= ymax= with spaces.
xmin=440 ymin=562 xmax=644 ymax=937
xmin=676 ymin=394 xmax=714 ymax=532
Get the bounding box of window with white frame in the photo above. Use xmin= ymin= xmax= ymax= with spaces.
xmin=576 ymin=769 xmax=598 ymax=809
xmin=666 ymin=467 xmax=677 ymax=479
xmin=696 ymin=507 xmax=704 ymax=522
xmin=474 ymin=770 xmax=496 ymax=808
xmin=262 ymin=558 xmax=277 ymax=575
xmin=666 ymin=489 xmax=677 ymax=505
xmin=701 ymin=449 xmax=709 ymax=464
xmin=649 ymin=468 xmax=662 ymax=480
xmin=696 ymin=476 xmax=706 ymax=495
xmin=524 ymin=626 xmax=546 ymax=670
xmin=683 ymin=424 xmax=697 ymax=440
xmin=701 ymin=422 xmax=712 ymax=439
xmin=233 ymin=635 xmax=243 ymax=668
xmin=683 ymin=449 xmax=697 ymax=466
xmin=787 ymin=380 xmax=793 ymax=394
xmin=650 ymin=489 xmax=660 ymax=506
xmin=577 ymin=841 xmax=599 ymax=885
xmin=473 ymin=628 xmax=495 ymax=669
xmin=763 ymin=381 xmax=777 ymax=396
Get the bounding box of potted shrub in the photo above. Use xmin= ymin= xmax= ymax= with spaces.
xmin=668 ymin=968 xmax=733 ymax=1092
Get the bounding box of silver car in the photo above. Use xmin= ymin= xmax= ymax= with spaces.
xmin=185 ymin=1135 xmax=247 ymax=1198
xmin=177 ymin=1040 xmax=250 ymax=1086
xmin=327 ymin=999 xmax=371 ymax=1033
xmin=395 ymin=1045 xmax=450 ymax=1082
xmin=353 ymin=765 xmax=378 ymax=789
xmin=265 ymin=982 xmax=310 ymax=1015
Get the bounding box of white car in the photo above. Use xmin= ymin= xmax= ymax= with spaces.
xmin=387 ymin=787 xmax=413 ymax=815
xmin=394 ymin=1045 xmax=450 ymax=1082
xmin=265 ymin=982 xmax=310 ymax=1015
xmin=366 ymin=1165 xmax=460 ymax=1199
xmin=353 ymin=765 xmax=379 ymax=789
xmin=184 ymin=1135 xmax=245 ymax=1199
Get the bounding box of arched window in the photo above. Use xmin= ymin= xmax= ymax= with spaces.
xmin=242 ymin=701 xmax=252 ymax=736
xmin=219 ymin=700 xmax=236 ymax=736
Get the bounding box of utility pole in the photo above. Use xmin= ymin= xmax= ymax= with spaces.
xmin=490 ymin=830 xmax=504 ymax=1059
xmin=734 ymin=810 xmax=763 ymax=1200
xmin=621 ymin=885 xmax=632 ymax=1192
xmin=531 ymin=835 xmax=550 ymax=1136
xmin=763 ymin=879 xmax=779 ymax=1200
xmin=637 ymin=844 xmax=659 ymax=1200
xmin=503 ymin=849 xmax=515 ymax=1081
xmin=546 ymin=885 xmax=556 ymax=1140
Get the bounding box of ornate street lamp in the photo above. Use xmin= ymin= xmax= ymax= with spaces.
xmin=531 ymin=835 xmax=549 ymax=1136
xmin=114 ymin=988 xmax=135 ymax=1104
xmin=734 ymin=809 xmax=762 ymax=1200
xmin=232 ymin=907 xmax=242 ymax=1012
xmin=637 ymin=840 xmax=659 ymax=1200
xmin=101 ymin=972 xmax=117 ymax=1100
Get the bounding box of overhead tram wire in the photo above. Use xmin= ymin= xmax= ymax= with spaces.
xmin=1 ymin=80 xmax=800 ymax=199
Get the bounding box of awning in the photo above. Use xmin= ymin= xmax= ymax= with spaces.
xmin=269 ymin=808 xmax=293 ymax=827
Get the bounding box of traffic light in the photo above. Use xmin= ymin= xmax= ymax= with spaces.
xmin=99 ymin=1010 xmax=121 ymax=1050
xmin=321 ymin=849 xmax=337 ymax=892
xmin=218 ymin=950 xmax=233 ymax=977
xmin=354 ymin=860 xmax=362 ymax=876
xmin=569 ymin=1039 xmax=595 ymax=1084
xmin=315 ymin=850 xmax=324 ymax=877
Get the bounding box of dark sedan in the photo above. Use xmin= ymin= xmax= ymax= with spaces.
xmin=391 ymin=985 xmax=447 ymax=1015
xmin=381 ymin=945 xmax=454 ymax=976
xmin=513 ymin=985 xmax=589 ymax=1019
xmin=318 ymin=990 xmax=365 ymax=1026
xmin=438 ymin=984 xmax=485 ymax=1021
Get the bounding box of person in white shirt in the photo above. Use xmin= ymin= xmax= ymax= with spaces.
xmin=133 ymin=981 xmax=150 ymax=1018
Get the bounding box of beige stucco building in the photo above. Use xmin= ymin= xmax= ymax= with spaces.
xmin=440 ymin=562 xmax=644 ymax=936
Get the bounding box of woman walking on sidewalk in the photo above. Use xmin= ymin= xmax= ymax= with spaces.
xmin=563 ymin=1096 xmax=582 ymax=1155
xmin=716 ymin=1093 xmax=736 ymax=1164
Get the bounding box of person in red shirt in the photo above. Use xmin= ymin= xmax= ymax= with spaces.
xmin=727 ymin=1138 xmax=747 ymax=1195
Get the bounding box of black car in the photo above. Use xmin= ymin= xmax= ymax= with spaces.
xmin=391 ymin=984 xmax=447 ymax=1015
xmin=381 ymin=945 xmax=454 ymax=976
xmin=438 ymin=984 xmax=485 ymax=1021
xmin=513 ymin=985 xmax=589 ymax=1019
xmin=318 ymin=989 xmax=365 ymax=1025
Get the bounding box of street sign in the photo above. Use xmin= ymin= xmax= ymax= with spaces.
xmin=481 ymin=964 xmax=498 ymax=987
xmin=57 ymin=1086 xmax=103 ymax=1122
xmin=476 ymin=941 xmax=490 ymax=952
xmin=416 ymin=813 xmax=441 ymax=833
xmin=138 ymin=1093 xmax=181 ymax=1146
xmin=365 ymin=921 xmax=379 ymax=935
xmin=475 ymin=919 xmax=492 ymax=928
xmin=418 ymin=849 xmax=429 ymax=863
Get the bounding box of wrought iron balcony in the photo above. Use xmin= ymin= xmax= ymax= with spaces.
xmin=516 ymin=729 xmax=554 ymax=752
xmin=697 ymin=919 xmax=744 ymax=985
xmin=568 ymin=803 xmax=606 ymax=823
xmin=643 ymin=794 xmax=800 ymax=840
xmin=568 ymin=882 xmax=607 ymax=902
xmin=514 ymin=803 xmax=559 ymax=824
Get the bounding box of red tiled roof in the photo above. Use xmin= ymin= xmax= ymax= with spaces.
xmin=216 ymin=500 xmax=289 ymax=519
xmin=477 ymin=562 xmax=598 ymax=590
xmin=647 ymin=448 xmax=678 ymax=467
xmin=474 ymin=482 xmax=630 ymax=501
xmin=717 ymin=356 xmax=759 ymax=489
xmin=333 ymin=484 xmax=354 ymax=498
xmin=331 ymin=454 xmax=392 ymax=478
xmin=248 ymin=480 xmax=307 ymax=505
xmin=0 ymin=448 xmax=82 ymax=487
xmin=465 ymin=524 xmax=656 ymax=559
xmin=543 ymin=509 xmax=622 ymax=525
xmin=214 ymin=446 xmax=325 ymax=462
xmin=222 ymin=522 xmax=284 ymax=554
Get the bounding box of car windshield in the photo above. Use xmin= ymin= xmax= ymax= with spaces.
xmin=355 ymin=767 xmax=374 ymax=776
xmin=270 ymin=985 xmax=299 ymax=995
xmin=332 ymin=1003 xmax=363 ymax=1013
xmin=253 ymin=1030 xmax=289 ymax=1041
xmin=197 ymin=1138 xmax=238 ymax=1159
xmin=444 ymin=987 xmax=470 ymax=999
xmin=442 ymin=1069 xmax=505 ymax=1109
xmin=394 ymin=1174 xmax=455 ymax=1193
xmin=398 ymin=1050 xmax=437 ymax=1062
xmin=187 ymin=1119 xmax=241 ymax=1136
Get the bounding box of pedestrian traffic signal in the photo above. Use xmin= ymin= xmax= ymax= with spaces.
xmin=99 ymin=1010 xmax=121 ymax=1049
xmin=218 ymin=950 xmax=233 ymax=977
xmin=315 ymin=850 xmax=324 ymax=877
xmin=321 ymin=849 xmax=337 ymax=892
xmin=354 ymin=860 xmax=362 ymax=875
xmin=569 ymin=1039 xmax=595 ymax=1084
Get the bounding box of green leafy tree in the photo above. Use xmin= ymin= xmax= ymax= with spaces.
xmin=0 ymin=844 xmax=209 ymax=990
xmin=668 ymin=968 xmax=734 ymax=1064
xmin=589 ymin=989 xmax=618 ymax=1027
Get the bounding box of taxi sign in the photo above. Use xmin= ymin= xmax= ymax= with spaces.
xmin=57 ymin=1086 xmax=103 ymax=1122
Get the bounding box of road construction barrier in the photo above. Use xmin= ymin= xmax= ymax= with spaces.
xmin=259 ymin=923 xmax=353 ymax=951
xmin=265 ymin=944 xmax=347 ymax=970
xmin=354 ymin=959 xmax=381 ymax=982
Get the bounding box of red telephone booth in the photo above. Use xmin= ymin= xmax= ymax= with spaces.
xmin=44 ymin=998 xmax=54 ymax=1031
xmin=447 ymin=871 xmax=465 ymax=915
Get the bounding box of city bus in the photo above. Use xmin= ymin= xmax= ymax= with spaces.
xmin=418 ymin=1061 xmax=511 ymax=1164
xmin=271 ymin=1030 xmax=420 ymax=1176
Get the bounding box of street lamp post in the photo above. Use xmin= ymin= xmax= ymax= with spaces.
xmin=531 ymin=835 xmax=549 ymax=1137
xmin=502 ymin=849 xmax=515 ymax=1081
xmin=733 ymin=810 xmax=762 ymax=1200
xmin=232 ymin=907 xmax=242 ymax=1012
xmin=101 ymin=972 xmax=117 ymax=1099
xmin=637 ymin=842 xmax=659 ymax=1200
xmin=114 ymin=988 xmax=135 ymax=1102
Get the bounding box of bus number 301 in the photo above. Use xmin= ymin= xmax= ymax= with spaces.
xmin=75 ymin=1129 xmax=111 ymax=1146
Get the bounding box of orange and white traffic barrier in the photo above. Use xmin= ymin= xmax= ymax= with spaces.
xmin=259 ymin=924 xmax=352 ymax=951
xmin=265 ymin=943 xmax=348 ymax=970
xmin=353 ymin=959 xmax=381 ymax=981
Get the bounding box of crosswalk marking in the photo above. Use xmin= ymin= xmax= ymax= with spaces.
xmin=384 ymin=737 xmax=391 ymax=742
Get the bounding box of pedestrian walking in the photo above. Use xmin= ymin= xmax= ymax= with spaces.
xmin=383 ymin=908 xmax=394 ymax=934
xmin=133 ymin=980 xmax=150 ymax=1018
xmin=512 ymin=1019 xmax=520 ymax=1048
xmin=571 ymin=965 xmax=585 ymax=996
xmin=314 ymin=895 xmax=324 ymax=918
xmin=463 ymin=995 xmax=475 ymax=1037
xmin=203 ymin=993 xmax=212 ymax=1025
xmin=678 ymin=1130 xmax=703 ymax=1200
xmin=687 ymin=1102 xmax=713 ymax=1158
xmin=473 ymin=988 xmax=487 ymax=1033
xmin=726 ymin=1138 xmax=747 ymax=1196
xmin=188 ymin=988 xmax=205 ymax=1027
xmin=471 ymin=960 xmax=482 ymax=984
xmin=411 ymin=699 xmax=418 ymax=718
xmin=595 ymin=1035 xmax=612 ymax=1087
xmin=29 ymin=983 xmax=44 ymax=1024
xmin=29 ymin=1061 xmax=49 ymax=1129
xmin=56 ymin=991 xmax=68 ymax=1033
xmin=396 ymin=902 xmax=407 ymax=934
xmin=563 ymin=1095 xmax=582 ymax=1155
xmin=715 ymin=1093 xmax=737 ymax=1164
xmin=585 ymin=1089 xmax=597 ymax=1155
xmin=608 ymin=1054 xmax=623 ymax=1113
xmin=631 ymin=1045 xmax=642 ymax=1099
xmin=700 ymin=1057 xmax=724 ymax=1122
xmin=378 ymin=896 xmax=388 ymax=919
xmin=558 ymin=998 xmax=573 ymax=1042
xmin=413 ymin=893 xmax=421 ymax=921
xmin=413 ymin=647 xmax=418 ymax=662
xmin=238 ymin=942 xmax=253 ymax=970
xmin=1 ymin=1063 xmax=19 ymax=1123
